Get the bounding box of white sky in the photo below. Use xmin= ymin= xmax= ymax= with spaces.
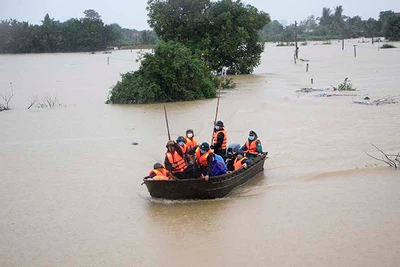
xmin=1 ymin=0 xmax=399 ymax=30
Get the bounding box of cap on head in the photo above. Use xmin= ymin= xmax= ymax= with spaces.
xmin=177 ymin=136 xmax=186 ymax=143
xmin=153 ymin=162 xmax=163 ymax=169
xmin=249 ymin=130 xmax=256 ymax=136
xmin=200 ymin=142 xmax=209 ymax=151
xmin=216 ymin=120 xmax=224 ymax=127
xmin=186 ymin=129 xmax=194 ymax=134
xmin=237 ymin=150 xmax=245 ymax=155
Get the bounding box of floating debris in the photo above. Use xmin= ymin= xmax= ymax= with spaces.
xmin=131 ymin=142 xmax=139 ymax=145
xmin=296 ymin=88 xmax=326 ymax=93
xmin=317 ymin=93 xmax=357 ymax=97
xmin=352 ymin=95 xmax=400 ymax=106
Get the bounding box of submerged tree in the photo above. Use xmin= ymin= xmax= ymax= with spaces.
xmin=107 ymin=41 xmax=218 ymax=104
xmin=383 ymin=15 xmax=400 ymax=41
xmin=147 ymin=0 xmax=270 ymax=74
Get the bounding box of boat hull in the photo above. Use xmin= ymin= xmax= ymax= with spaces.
xmin=143 ymin=152 xmax=267 ymax=199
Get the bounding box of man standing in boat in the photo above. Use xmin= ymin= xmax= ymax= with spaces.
xmin=211 ymin=120 xmax=227 ymax=159
xmin=164 ymin=140 xmax=188 ymax=179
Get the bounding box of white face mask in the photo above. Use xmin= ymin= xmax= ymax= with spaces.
xmin=187 ymin=133 xmax=193 ymax=138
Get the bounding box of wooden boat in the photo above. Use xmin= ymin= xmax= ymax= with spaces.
xmin=142 ymin=152 xmax=268 ymax=199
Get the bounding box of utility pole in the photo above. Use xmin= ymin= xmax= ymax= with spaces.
xmin=295 ymin=21 xmax=299 ymax=59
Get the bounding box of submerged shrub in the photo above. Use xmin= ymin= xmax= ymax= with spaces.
xmin=332 ymin=78 xmax=356 ymax=91
xmin=380 ymin=44 xmax=397 ymax=49
xmin=107 ymin=41 xmax=218 ymax=104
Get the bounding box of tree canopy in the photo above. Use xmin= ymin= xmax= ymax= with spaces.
xmin=383 ymin=15 xmax=400 ymax=41
xmin=259 ymin=7 xmax=396 ymax=42
xmin=0 ymin=10 xmax=158 ymax=54
xmin=147 ymin=0 xmax=270 ymax=74
xmin=107 ymin=41 xmax=218 ymax=104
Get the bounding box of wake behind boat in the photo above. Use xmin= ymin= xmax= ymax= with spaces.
xmin=142 ymin=152 xmax=268 ymax=200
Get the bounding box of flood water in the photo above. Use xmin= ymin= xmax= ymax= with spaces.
xmin=1 ymin=41 xmax=400 ymax=266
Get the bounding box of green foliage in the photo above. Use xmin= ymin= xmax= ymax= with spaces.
xmin=380 ymin=44 xmax=397 ymax=49
xmin=258 ymin=7 xmax=396 ymax=43
xmin=383 ymin=16 xmax=400 ymax=41
xmin=107 ymin=41 xmax=218 ymax=104
xmin=0 ymin=10 xmax=123 ymax=53
xmin=220 ymin=77 xmax=235 ymax=89
xmin=332 ymin=78 xmax=356 ymax=91
xmin=259 ymin=20 xmax=284 ymax=42
xmin=147 ymin=0 xmax=270 ymax=74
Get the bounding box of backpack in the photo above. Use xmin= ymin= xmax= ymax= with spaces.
xmin=212 ymin=154 xmax=227 ymax=176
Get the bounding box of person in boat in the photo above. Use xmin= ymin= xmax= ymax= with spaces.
xmin=225 ymin=143 xmax=241 ymax=171
xmin=145 ymin=162 xmax=171 ymax=180
xmin=185 ymin=129 xmax=198 ymax=152
xmin=185 ymin=148 xmax=201 ymax=178
xmin=241 ymin=130 xmax=263 ymax=160
xmin=211 ymin=120 xmax=227 ymax=159
xmin=164 ymin=140 xmax=188 ymax=179
xmin=176 ymin=136 xmax=188 ymax=155
xmin=233 ymin=150 xmax=252 ymax=171
xmin=196 ymin=142 xmax=214 ymax=181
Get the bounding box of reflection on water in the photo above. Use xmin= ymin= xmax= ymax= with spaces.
xmin=1 ymin=41 xmax=400 ymax=266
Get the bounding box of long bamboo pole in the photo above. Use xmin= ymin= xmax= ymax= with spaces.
xmin=164 ymin=105 xmax=171 ymax=140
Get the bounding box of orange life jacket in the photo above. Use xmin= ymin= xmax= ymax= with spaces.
xmin=185 ymin=137 xmax=198 ymax=150
xmin=196 ymin=147 xmax=212 ymax=167
xmin=179 ymin=143 xmax=187 ymax=155
xmin=213 ymin=129 xmax=227 ymax=150
xmin=166 ymin=150 xmax=187 ymax=173
xmin=234 ymin=157 xmax=248 ymax=170
xmin=244 ymin=138 xmax=259 ymax=156
xmin=149 ymin=168 xmax=169 ymax=177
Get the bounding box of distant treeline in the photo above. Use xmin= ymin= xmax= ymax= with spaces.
xmin=259 ymin=8 xmax=400 ymax=42
xmin=0 ymin=9 xmax=158 ymax=54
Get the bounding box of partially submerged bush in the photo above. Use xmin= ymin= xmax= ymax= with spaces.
xmin=221 ymin=77 xmax=236 ymax=89
xmin=380 ymin=44 xmax=397 ymax=49
xmin=107 ymin=41 xmax=218 ymax=104
xmin=332 ymin=78 xmax=356 ymax=91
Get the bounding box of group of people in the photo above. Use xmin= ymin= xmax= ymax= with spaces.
xmin=145 ymin=120 xmax=263 ymax=181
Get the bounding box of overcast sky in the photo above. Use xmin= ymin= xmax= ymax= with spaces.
xmin=1 ymin=0 xmax=399 ymax=30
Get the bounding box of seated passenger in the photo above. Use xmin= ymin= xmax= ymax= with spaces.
xmin=164 ymin=140 xmax=188 ymax=180
xmin=145 ymin=162 xmax=171 ymax=180
xmin=196 ymin=142 xmax=214 ymax=181
xmin=225 ymin=143 xmax=241 ymax=171
xmin=241 ymin=130 xmax=263 ymax=160
xmin=176 ymin=136 xmax=187 ymax=155
xmin=185 ymin=149 xmax=201 ymax=178
xmin=185 ymin=129 xmax=198 ymax=151
xmin=233 ymin=150 xmax=252 ymax=171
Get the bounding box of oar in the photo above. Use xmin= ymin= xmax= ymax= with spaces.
xmin=164 ymin=104 xmax=171 ymax=140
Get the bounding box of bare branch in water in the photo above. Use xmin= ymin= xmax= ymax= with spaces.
xmin=365 ymin=144 xmax=399 ymax=169
xmin=0 ymin=86 xmax=16 ymax=110
xmin=27 ymin=95 xmax=39 ymax=109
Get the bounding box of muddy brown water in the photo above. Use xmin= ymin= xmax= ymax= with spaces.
xmin=1 ymin=41 xmax=399 ymax=266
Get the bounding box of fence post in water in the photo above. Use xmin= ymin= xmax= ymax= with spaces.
xmin=342 ymin=39 xmax=344 ymax=50
xmin=311 ymin=78 xmax=313 ymax=85
xmin=306 ymin=63 xmax=309 ymax=72
xmin=293 ymin=54 xmax=297 ymax=64
xmin=107 ymin=56 xmax=110 ymax=65
xmin=353 ymin=45 xmax=357 ymax=57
